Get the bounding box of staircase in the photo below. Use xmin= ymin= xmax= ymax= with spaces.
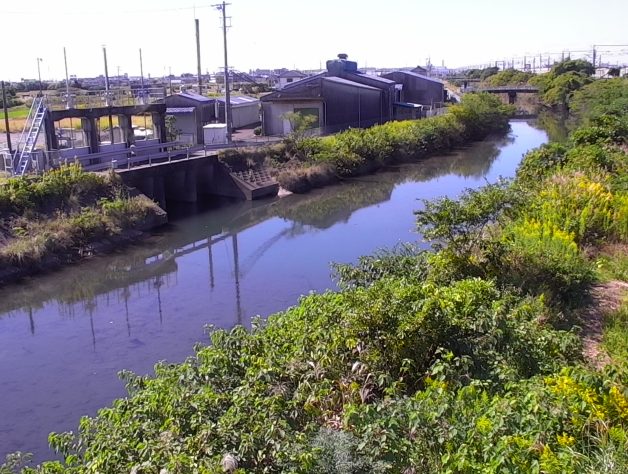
xmin=1 ymin=150 xmax=12 ymax=175
xmin=13 ymin=97 xmax=46 ymax=176
xmin=229 ymin=166 xmax=279 ymax=200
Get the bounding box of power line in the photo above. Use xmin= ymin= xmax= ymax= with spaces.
xmin=0 ymin=5 xmax=213 ymax=16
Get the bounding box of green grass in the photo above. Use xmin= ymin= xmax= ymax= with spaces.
xmin=595 ymin=245 xmax=628 ymax=282
xmin=603 ymin=299 xmax=628 ymax=370
xmin=3 ymin=105 xmax=29 ymax=119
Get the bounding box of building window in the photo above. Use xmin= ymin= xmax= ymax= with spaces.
xmin=293 ymin=107 xmax=320 ymax=128
xmin=287 ymin=78 xmax=293 ymax=83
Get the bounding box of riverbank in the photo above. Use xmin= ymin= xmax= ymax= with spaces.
xmin=219 ymin=93 xmax=515 ymax=194
xmin=8 ymin=79 xmax=625 ymax=472
xmin=0 ymin=165 xmax=167 ymax=286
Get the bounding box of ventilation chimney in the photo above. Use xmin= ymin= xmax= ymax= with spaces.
xmin=326 ymin=53 xmax=358 ymax=76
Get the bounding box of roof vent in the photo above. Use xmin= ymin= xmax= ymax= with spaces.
xmin=337 ymin=53 xmax=349 ymax=60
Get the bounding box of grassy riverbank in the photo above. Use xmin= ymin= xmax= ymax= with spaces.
xmin=0 ymin=164 xmax=166 ymax=284
xmin=219 ymin=93 xmax=514 ymax=193
xmin=4 ymin=79 xmax=627 ymax=473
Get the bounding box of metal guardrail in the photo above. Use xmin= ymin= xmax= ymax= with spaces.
xmin=43 ymin=140 xmax=276 ymax=173
xmin=38 ymin=88 xmax=167 ymax=111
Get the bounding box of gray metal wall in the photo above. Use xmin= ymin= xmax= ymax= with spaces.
xmin=383 ymin=72 xmax=445 ymax=106
xmin=321 ymin=81 xmax=382 ymax=133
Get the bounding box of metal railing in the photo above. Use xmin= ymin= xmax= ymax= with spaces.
xmin=37 ymin=88 xmax=167 ymax=110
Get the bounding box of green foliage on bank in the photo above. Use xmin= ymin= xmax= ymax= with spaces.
xmin=570 ymin=77 xmax=628 ymax=125
xmin=6 ymin=80 xmax=628 ymax=473
xmin=530 ymin=59 xmax=596 ymax=109
xmin=272 ymin=93 xmax=513 ymax=192
xmin=0 ymin=164 xmax=163 ymax=272
xmin=218 ymin=93 xmax=512 ymax=193
xmin=484 ymin=69 xmax=535 ymax=87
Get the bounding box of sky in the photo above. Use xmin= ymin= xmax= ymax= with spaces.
xmin=1 ymin=0 xmax=627 ymax=81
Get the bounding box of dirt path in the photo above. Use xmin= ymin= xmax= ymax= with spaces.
xmin=580 ymin=280 xmax=628 ymax=368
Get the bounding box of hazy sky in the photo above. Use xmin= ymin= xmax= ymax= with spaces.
xmin=1 ymin=0 xmax=627 ymax=81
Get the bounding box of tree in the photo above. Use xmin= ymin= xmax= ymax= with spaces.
xmin=165 ymin=115 xmax=180 ymax=141
xmin=0 ymin=84 xmax=18 ymax=108
xmin=281 ymin=111 xmax=318 ymax=161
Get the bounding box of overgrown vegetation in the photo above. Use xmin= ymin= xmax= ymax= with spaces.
xmin=531 ymin=59 xmax=596 ymax=109
xmin=220 ymin=93 xmax=513 ymax=193
xmin=484 ymin=69 xmax=535 ymax=87
xmin=0 ymin=164 xmax=164 ymax=275
xmin=4 ymin=79 xmax=628 ymax=473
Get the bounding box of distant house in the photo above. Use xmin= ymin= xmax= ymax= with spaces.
xmin=214 ymin=96 xmax=260 ymax=129
xmin=411 ymin=66 xmax=428 ymax=75
xmin=278 ymin=70 xmax=307 ymax=89
xmin=165 ymin=92 xmax=215 ymax=144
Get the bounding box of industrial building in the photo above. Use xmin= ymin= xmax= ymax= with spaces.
xmin=260 ymin=54 xmax=445 ymax=136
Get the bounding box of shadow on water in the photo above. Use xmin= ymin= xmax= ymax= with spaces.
xmin=0 ymin=121 xmax=542 ymax=463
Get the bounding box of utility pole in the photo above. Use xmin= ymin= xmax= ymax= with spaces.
xmin=139 ymin=48 xmax=145 ymax=101
xmin=102 ymin=45 xmax=110 ymax=105
xmin=102 ymin=45 xmax=114 ymax=143
xmin=63 ymin=47 xmax=70 ymax=109
xmin=592 ymin=46 xmax=596 ymax=71
xmin=214 ymin=1 xmax=232 ymax=142
xmin=2 ymin=81 xmax=13 ymax=154
xmin=195 ymin=18 xmax=203 ymax=95
xmin=36 ymin=57 xmax=43 ymax=97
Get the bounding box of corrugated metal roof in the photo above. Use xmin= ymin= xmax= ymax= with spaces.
xmin=323 ymin=77 xmax=380 ymax=91
xmin=176 ymin=92 xmax=213 ymax=103
xmin=346 ymin=72 xmax=396 ymax=84
xmin=386 ymin=70 xmax=444 ymax=85
xmin=281 ymin=72 xmax=326 ymax=90
xmin=215 ymin=95 xmax=260 ymax=106
xmin=166 ymin=107 xmax=195 ymax=114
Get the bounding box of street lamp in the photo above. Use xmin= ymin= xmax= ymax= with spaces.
xmin=36 ymin=57 xmax=43 ymax=97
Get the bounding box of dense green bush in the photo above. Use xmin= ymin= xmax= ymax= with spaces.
xmin=0 ymin=163 xmax=113 ymax=217
xmin=484 ymin=69 xmax=535 ymax=87
xmin=569 ymin=77 xmax=628 ymax=124
xmin=530 ymin=59 xmax=596 ymax=109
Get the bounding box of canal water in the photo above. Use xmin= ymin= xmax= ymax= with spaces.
xmin=0 ymin=121 xmax=547 ymax=463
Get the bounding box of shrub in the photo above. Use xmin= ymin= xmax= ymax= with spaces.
xmin=490 ymin=218 xmax=594 ymax=304
xmin=525 ymin=172 xmax=627 ymax=244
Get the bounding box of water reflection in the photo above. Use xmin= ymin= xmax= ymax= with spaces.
xmin=0 ymin=133 xmax=510 ymax=322
xmin=0 ymin=121 xmax=544 ymax=462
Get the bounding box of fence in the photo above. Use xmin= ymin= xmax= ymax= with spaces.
xmin=26 ymin=88 xmax=168 ymax=111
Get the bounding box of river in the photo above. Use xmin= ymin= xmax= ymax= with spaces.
xmin=0 ymin=120 xmax=547 ymax=463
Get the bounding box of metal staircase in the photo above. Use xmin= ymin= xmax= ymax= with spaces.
xmin=13 ymin=97 xmax=46 ymax=176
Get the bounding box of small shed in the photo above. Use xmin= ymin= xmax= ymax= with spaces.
xmin=165 ymin=92 xmax=216 ymax=144
xmin=215 ymin=96 xmax=260 ymax=129
xmin=203 ymin=124 xmax=228 ymax=145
